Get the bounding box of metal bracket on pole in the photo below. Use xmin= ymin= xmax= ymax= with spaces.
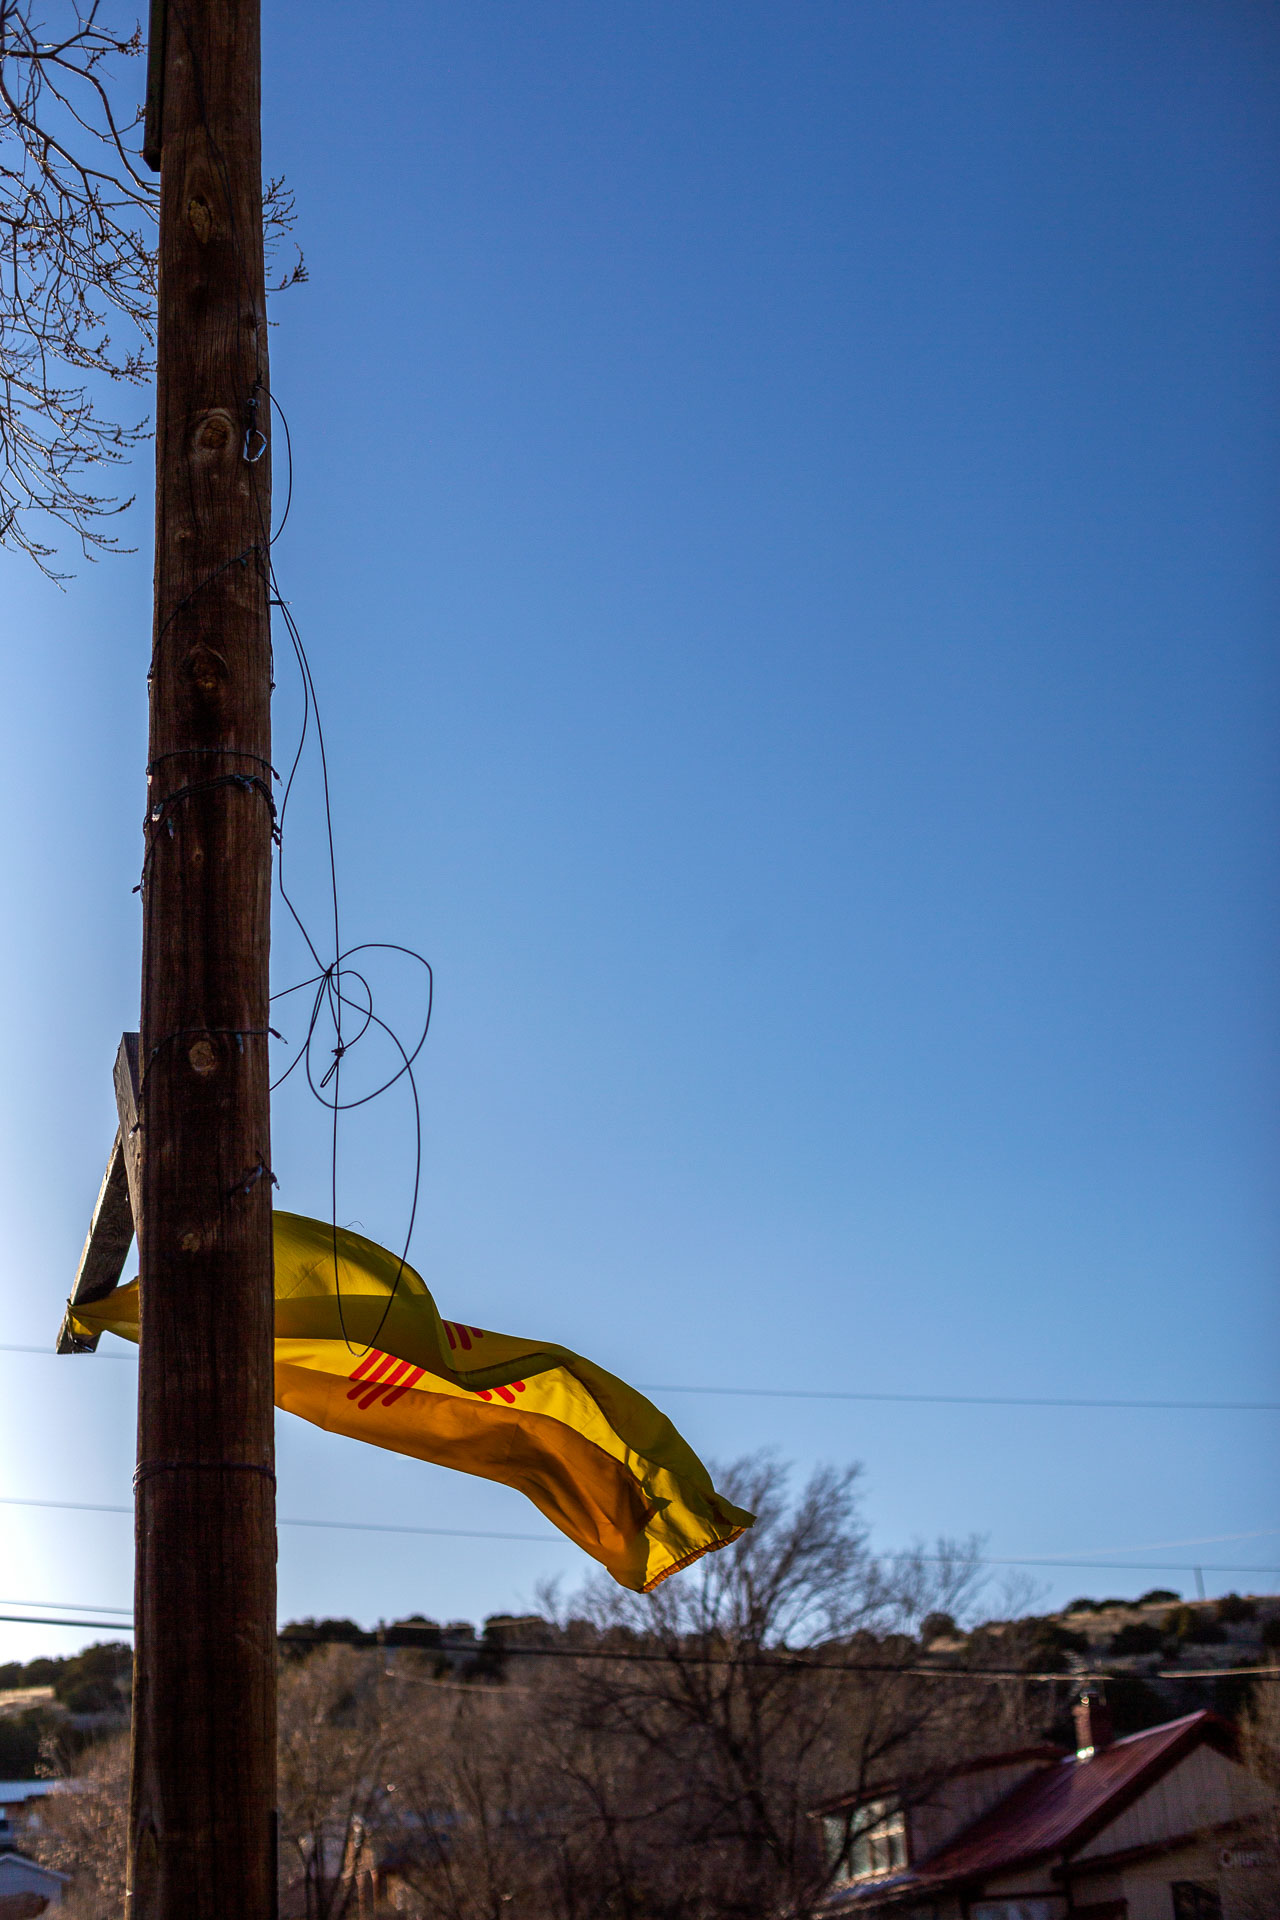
xmin=57 ymin=1033 xmax=141 ymax=1352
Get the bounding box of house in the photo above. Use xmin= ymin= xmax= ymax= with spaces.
xmin=0 ymin=1783 xmax=61 ymax=1854
xmin=0 ymin=1847 xmax=68 ymax=1914
xmin=0 ymin=1784 xmax=70 ymax=1915
xmin=813 ymin=1691 xmax=1275 ymax=1920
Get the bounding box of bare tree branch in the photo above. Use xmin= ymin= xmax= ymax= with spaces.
xmin=0 ymin=0 xmax=153 ymax=574
xmin=0 ymin=2 xmax=302 ymax=577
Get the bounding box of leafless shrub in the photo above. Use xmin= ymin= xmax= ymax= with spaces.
xmin=277 ymin=1643 xmax=403 ymax=1920
xmin=383 ymin=1681 xmax=562 ymax=1920
xmin=27 ymin=1728 xmax=128 ymax=1920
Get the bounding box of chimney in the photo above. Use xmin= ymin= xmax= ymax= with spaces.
xmin=1073 ymin=1686 xmax=1113 ymax=1759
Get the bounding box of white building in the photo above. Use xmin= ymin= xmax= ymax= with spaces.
xmin=813 ymin=1697 xmax=1275 ymax=1920
xmin=0 ymin=1845 xmax=68 ymax=1912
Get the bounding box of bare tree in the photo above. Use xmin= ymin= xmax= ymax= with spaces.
xmin=277 ymin=1645 xmax=400 ymax=1920
xmin=27 ymin=1728 xmax=129 ymax=1920
xmin=0 ymin=0 xmax=301 ymax=574
xmin=532 ymin=1455 xmax=995 ymax=1920
xmin=386 ymin=1679 xmax=562 ymax=1920
xmin=0 ymin=0 xmax=153 ymax=571
xmin=24 ymin=1462 xmax=1074 ymax=1920
xmin=257 ymin=1461 xmax=1010 ymax=1920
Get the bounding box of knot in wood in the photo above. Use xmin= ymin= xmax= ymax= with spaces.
xmin=180 ymin=642 xmax=229 ymax=699
xmin=193 ymin=409 xmax=235 ymax=453
xmin=187 ymin=195 xmax=214 ymax=243
xmin=187 ymin=1039 xmax=219 ymax=1076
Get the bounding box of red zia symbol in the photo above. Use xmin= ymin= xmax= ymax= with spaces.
xmin=346 ymin=1350 xmax=425 ymax=1410
xmin=441 ymin=1322 xmax=527 ymax=1405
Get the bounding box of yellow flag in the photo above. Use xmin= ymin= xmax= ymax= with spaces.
xmin=71 ymin=1210 xmax=752 ymax=1592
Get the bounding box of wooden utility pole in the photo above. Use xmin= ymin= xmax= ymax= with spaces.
xmin=130 ymin=0 xmax=277 ymax=1913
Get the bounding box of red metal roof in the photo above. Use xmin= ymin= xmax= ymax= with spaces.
xmin=914 ymin=1712 xmax=1229 ymax=1883
xmin=826 ymin=1711 xmax=1236 ymax=1909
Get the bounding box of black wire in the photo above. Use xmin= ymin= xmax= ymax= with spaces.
xmin=125 ymin=16 xmax=431 ymax=1380
xmin=636 ymin=1385 xmax=1280 ymax=1414
xmin=268 ymin=947 xmax=431 ymax=1354
xmin=0 ymin=1614 xmax=136 ymax=1632
xmin=0 ymin=1603 xmax=1273 ymax=1683
xmin=272 ymin=948 xmax=433 ymax=1111
xmin=147 ymin=772 xmax=275 ymax=829
xmin=255 ymin=455 xmax=432 ymax=1354
xmin=266 ymin=1636 xmax=1280 ymax=1685
xmin=269 ymin=387 xmax=292 ymax=544
xmin=147 ymin=747 xmax=277 ymax=776
xmin=148 ymin=543 xmax=257 ymax=677
xmin=160 ymin=10 xmax=434 ymax=1358
xmin=3 ymin=1495 xmax=1275 ymax=1581
xmin=18 ymin=1342 xmax=1280 ymax=1416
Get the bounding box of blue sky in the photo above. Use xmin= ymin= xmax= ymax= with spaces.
xmin=2 ymin=0 xmax=1278 ymax=1661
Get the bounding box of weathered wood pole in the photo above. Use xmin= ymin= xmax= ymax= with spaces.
xmin=130 ymin=0 xmax=276 ymax=1912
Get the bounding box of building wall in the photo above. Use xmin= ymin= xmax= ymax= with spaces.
xmin=1117 ymin=1838 xmax=1217 ymax=1920
xmin=0 ymin=1854 xmax=64 ymax=1910
xmin=1073 ymin=1749 xmax=1269 ymax=1864
xmin=1066 ymin=1833 xmax=1268 ymax=1920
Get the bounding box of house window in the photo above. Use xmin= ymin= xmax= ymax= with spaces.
xmin=826 ymin=1799 xmax=908 ymax=1883
xmin=1170 ymin=1885 xmax=1222 ymax=1920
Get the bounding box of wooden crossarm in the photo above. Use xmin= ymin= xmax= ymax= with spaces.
xmin=113 ymin=1031 xmax=142 ymax=1230
xmin=57 ymin=1033 xmax=141 ymax=1353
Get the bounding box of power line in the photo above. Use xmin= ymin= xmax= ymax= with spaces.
xmin=2 ymin=1611 xmax=1276 ymax=1687
xmin=962 ymin=1557 xmax=1280 ymax=1576
xmin=2 ymin=1345 xmax=1276 ymax=1414
xmin=274 ymin=1513 xmax=552 ymax=1543
xmin=637 ymin=1383 xmax=1280 ymax=1414
xmin=1 ymin=1496 xmax=1277 ymax=1578
xmin=0 ymin=1495 xmax=552 ymax=1544
xmin=306 ymin=1637 xmax=1280 ymax=1686
xmin=0 ymin=1345 xmax=131 ymax=1357
xmin=0 ymin=1597 xmax=132 ymax=1616
xmin=1046 ymin=1527 xmax=1279 ymax=1556
xmin=0 ymin=1614 xmax=133 ymax=1633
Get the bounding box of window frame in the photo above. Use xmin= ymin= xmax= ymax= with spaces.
xmin=1170 ymin=1882 xmax=1222 ymax=1920
xmin=825 ymin=1796 xmax=910 ymax=1885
